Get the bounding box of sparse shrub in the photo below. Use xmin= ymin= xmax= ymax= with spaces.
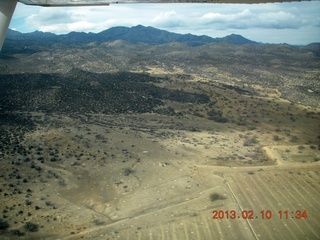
xmin=24 ymin=222 xmax=39 ymax=232
xmin=123 ymin=167 xmax=135 ymax=176
xmin=209 ymin=115 xmax=228 ymax=123
xmin=314 ymin=156 xmax=320 ymax=162
xmin=210 ymin=193 xmax=226 ymax=202
xmin=93 ymin=219 xmax=105 ymax=226
xmin=11 ymin=229 xmax=25 ymax=236
xmin=207 ymin=109 xmax=228 ymax=123
xmin=290 ymin=135 xmax=298 ymax=142
xmin=273 ymin=135 xmax=281 ymax=141
xmin=243 ymin=139 xmax=250 ymax=146
xmin=248 ymin=171 xmax=255 ymax=175
xmin=59 ymin=180 xmax=66 ymax=187
xmin=243 ymin=136 xmax=258 ymax=146
xmin=45 ymin=201 xmax=55 ymax=207
xmin=0 ymin=218 xmax=10 ymax=230
xmin=193 ymin=111 xmax=204 ymax=118
xmin=298 ymin=145 xmax=305 ymax=150
xmin=50 ymin=157 xmax=58 ymax=162
xmin=190 ymin=127 xmax=200 ymax=132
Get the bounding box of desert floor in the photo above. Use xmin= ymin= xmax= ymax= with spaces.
xmin=0 ymin=67 xmax=319 ymax=240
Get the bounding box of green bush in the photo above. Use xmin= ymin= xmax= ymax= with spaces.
xmin=0 ymin=218 xmax=10 ymax=230
xmin=24 ymin=222 xmax=39 ymax=232
xmin=210 ymin=193 xmax=226 ymax=202
xmin=123 ymin=167 xmax=135 ymax=176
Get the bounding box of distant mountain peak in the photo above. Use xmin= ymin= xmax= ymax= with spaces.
xmin=221 ymin=33 xmax=257 ymax=45
xmin=94 ymin=25 xmax=259 ymax=46
xmin=133 ymin=24 xmax=148 ymax=28
xmin=4 ymin=25 xmax=260 ymax=53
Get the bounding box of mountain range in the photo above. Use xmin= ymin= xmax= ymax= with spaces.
xmin=3 ymin=25 xmax=259 ymax=54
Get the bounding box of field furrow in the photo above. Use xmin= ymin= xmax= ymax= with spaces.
xmin=224 ymin=166 xmax=320 ymax=240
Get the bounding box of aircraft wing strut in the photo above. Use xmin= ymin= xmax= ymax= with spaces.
xmin=0 ymin=0 xmax=18 ymax=51
xmin=19 ymin=0 xmax=304 ymax=5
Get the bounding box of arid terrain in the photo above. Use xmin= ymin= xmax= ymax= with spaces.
xmin=0 ymin=36 xmax=319 ymax=239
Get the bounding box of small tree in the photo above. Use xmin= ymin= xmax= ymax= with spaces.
xmin=243 ymin=136 xmax=258 ymax=146
xmin=273 ymin=135 xmax=281 ymax=141
xmin=123 ymin=167 xmax=135 ymax=176
xmin=24 ymin=222 xmax=39 ymax=232
xmin=0 ymin=218 xmax=10 ymax=230
xmin=290 ymin=135 xmax=298 ymax=142
xmin=210 ymin=193 xmax=226 ymax=202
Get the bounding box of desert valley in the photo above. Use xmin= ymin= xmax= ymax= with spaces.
xmin=0 ymin=26 xmax=319 ymax=239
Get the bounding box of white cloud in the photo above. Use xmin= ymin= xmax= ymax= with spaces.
xmin=26 ymin=8 xmax=74 ymax=26
xmin=200 ymin=9 xmax=301 ymax=29
xmin=151 ymin=11 xmax=183 ymax=28
xmin=201 ymin=9 xmax=252 ymax=24
xmin=23 ymin=5 xmax=139 ymax=33
xmin=258 ymin=11 xmax=300 ymax=29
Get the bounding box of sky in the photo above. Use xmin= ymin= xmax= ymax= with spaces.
xmin=9 ymin=1 xmax=320 ymax=45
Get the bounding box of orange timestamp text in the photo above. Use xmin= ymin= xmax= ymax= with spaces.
xmin=212 ymin=210 xmax=307 ymax=220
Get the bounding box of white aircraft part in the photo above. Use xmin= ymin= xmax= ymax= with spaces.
xmin=18 ymin=0 xmax=307 ymax=5
xmin=0 ymin=0 xmax=18 ymax=51
xmin=19 ymin=0 xmax=110 ymax=6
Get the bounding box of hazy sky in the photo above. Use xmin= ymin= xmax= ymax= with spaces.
xmin=10 ymin=1 xmax=320 ymax=45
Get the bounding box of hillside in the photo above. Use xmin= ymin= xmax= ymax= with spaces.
xmin=1 ymin=34 xmax=319 ymax=107
xmin=2 ymin=25 xmax=258 ymax=54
